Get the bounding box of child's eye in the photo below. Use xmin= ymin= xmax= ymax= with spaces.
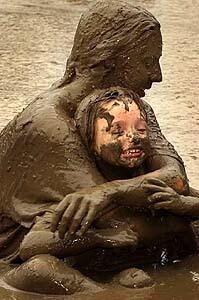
xmin=111 ymin=130 xmax=124 ymax=136
xmin=137 ymin=129 xmax=146 ymax=134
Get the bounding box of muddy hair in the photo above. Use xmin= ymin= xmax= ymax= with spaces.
xmin=75 ymin=87 xmax=147 ymax=153
xmin=57 ymin=0 xmax=160 ymax=87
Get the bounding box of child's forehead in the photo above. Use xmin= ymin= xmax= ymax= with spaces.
xmin=100 ymin=97 xmax=142 ymax=121
xmin=101 ymin=97 xmax=139 ymax=112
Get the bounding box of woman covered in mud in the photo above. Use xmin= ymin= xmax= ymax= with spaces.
xmin=2 ymin=88 xmax=199 ymax=295
xmin=0 ymin=0 xmax=199 ymax=295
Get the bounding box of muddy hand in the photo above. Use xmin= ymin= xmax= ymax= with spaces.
xmin=141 ymin=178 xmax=174 ymax=197
xmin=51 ymin=189 xmax=111 ymax=239
xmin=141 ymin=178 xmax=180 ymax=206
xmin=149 ymin=192 xmax=182 ymax=212
xmin=143 ymin=178 xmax=182 ymax=211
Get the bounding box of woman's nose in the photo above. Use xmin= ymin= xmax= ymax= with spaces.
xmin=150 ymin=62 xmax=162 ymax=83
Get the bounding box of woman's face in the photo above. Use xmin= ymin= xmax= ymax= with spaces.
xmin=94 ymin=98 xmax=150 ymax=168
xmin=114 ymin=29 xmax=162 ymax=97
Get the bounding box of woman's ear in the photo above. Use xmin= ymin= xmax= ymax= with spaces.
xmin=88 ymin=58 xmax=116 ymax=80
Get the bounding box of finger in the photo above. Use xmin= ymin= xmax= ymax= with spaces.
xmin=143 ymin=178 xmax=168 ymax=187
xmin=143 ymin=184 xmax=168 ymax=194
xmin=95 ymin=203 xmax=118 ymax=220
xmin=51 ymin=199 xmax=70 ymax=232
xmin=68 ymin=202 xmax=88 ymax=235
xmin=148 ymin=192 xmax=173 ymax=203
xmin=152 ymin=201 xmax=172 ymax=210
xmin=58 ymin=198 xmax=82 ymax=239
xmin=78 ymin=207 xmax=97 ymax=236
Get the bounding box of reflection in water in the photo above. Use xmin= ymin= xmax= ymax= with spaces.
xmin=0 ymin=0 xmax=198 ymax=299
xmin=2 ymin=255 xmax=199 ymax=300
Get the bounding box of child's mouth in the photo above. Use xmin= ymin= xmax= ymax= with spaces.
xmin=121 ymin=148 xmax=144 ymax=159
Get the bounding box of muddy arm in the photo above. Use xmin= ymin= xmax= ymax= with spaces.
xmin=189 ymin=187 xmax=199 ymax=197
xmin=142 ymin=100 xmax=189 ymax=195
xmin=145 ymin=154 xmax=189 ymax=194
xmin=51 ymin=164 xmax=189 ymax=238
xmin=150 ymin=193 xmax=199 ymax=218
xmin=145 ymin=178 xmax=199 ymax=217
xmin=175 ymin=195 xmax=199 ymax=216
xmin=104 ymin=154 xmax=189 ymax=208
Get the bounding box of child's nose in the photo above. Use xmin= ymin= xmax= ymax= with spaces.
xmin=126 ymin=133 xmax=140 ymax=145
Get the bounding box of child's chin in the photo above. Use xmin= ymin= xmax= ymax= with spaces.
xmin=120 ymin=158 xmax=144 ymax=168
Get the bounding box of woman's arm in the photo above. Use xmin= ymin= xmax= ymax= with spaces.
xmin=145 ymin=154 xmax=189 ymax=195
xmin=142 ymin=99 xmax=189 ymax=195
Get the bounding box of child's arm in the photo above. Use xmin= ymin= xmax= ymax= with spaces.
xmin=149 ymin=184 xmax=199 ymax=217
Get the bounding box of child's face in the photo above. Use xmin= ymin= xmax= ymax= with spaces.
xmin=94 ymin=98 xmax=149 ymax=168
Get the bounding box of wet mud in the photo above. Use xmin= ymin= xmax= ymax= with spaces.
xmin=0 ymin=0 xmax=198 ymax=299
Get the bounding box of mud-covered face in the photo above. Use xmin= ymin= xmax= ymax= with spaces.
xmin=116 ymin=30 xmax=162 ymax=97
xmin=94 ymin=98 xmax=150 ymax=168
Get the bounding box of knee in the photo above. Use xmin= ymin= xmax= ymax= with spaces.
xmin=3 ymin=254 xmax=101 ymax=295
xmin=19 ymin=231 xmax=52 ymax=261
xmin=4 ymin=255 xmax=63 ymax=294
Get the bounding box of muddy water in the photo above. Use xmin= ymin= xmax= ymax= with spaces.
xmin=0 ymin=0 xmax=198 ymax=299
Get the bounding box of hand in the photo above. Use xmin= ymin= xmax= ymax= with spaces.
xmin=143 ymin=178 xmax=182 ymax=212
xmin=51 ymin=188 xmax=111 ymax=239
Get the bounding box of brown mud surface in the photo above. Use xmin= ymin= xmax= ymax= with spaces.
xmin=0 ymin=0 xmax=198 ymax=299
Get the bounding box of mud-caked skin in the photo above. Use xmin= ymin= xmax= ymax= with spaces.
xmin=113 ymin=268 xmax=154 ymax=288
xmin=3 ymin=255 xmax=102 ymax=295
xmin=1 ymin=0 xmax=199 ymax=296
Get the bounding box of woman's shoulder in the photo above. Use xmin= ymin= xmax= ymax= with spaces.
xmin=4 ymin=90 xmax=73 ymax=139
